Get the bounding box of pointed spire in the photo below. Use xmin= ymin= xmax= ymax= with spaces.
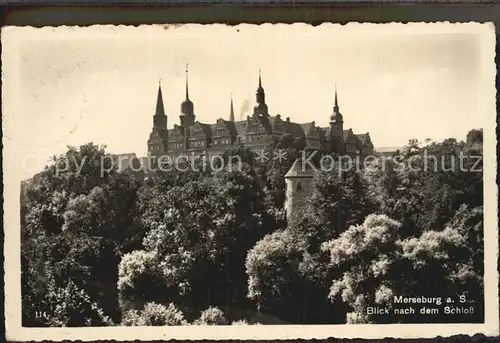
xmin=257 ymin=67 xmax=265 ymax=93
xmin=185 ymin=63 xmax=190 ymax=100
xmin=254 ymin=68 xmax=268 ymax=115
xmin=330 ymin=82 xmax=343 ymax=125
xmin=155 ymin=80 xmax=165 ymax=116
xmin=229 ymin=94 xmax=235 ymax=122
xmin=258 ymin=68 xmax=262 ymax=88
xmin=334 ymin=83 xmax=339 ymax=109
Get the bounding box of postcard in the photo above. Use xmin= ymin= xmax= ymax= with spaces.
xmin=2 ymin=22 xmax=498 ymax=340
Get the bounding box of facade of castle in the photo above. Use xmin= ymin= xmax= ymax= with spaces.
xmin=147 ymin=71 xmax=374 ymax=160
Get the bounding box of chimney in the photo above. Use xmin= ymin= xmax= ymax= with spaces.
xmin=286 ymin=117 xmax=290 ymax=122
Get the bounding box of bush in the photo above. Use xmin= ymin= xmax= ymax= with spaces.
xmin=195 ymin=306 xmax=227 ymax=325
xmin=122 ymin=302 xmax=186 ymax=326
xmin=231 ymin=319 xmax=249 ymax=325
xmin=47 ymin=280 xmax=113 ymax=327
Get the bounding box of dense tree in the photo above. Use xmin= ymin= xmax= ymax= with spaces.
xmin=466 ymin=128 xmax=483 ymax=145
xmin=21 ymin=143 xmax=143 ymax=326
xmin=248 ymin=131 xmax=484 ymax=324
xmin=45 ymin=280 xmax=113 ymax=327
xmin=245 ymin=229 xmax=342 ymax=324
xmin=322 ymin=211 xmax=484 ymax=323
xmin=119 ymin=162 xmax=275 ymax=320
xmin=363 ymin=133 xmax=483 ymax=236
xmin=291 ymin=160 xmax=374 ymax=249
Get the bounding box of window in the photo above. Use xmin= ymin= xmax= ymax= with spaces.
xmin=296 ymin=182 xmax=302 ymax=192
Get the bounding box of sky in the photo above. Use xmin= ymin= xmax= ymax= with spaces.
xmin=2 ymin=23 xmax=495 ymax=179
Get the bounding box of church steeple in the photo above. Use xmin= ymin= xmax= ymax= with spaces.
xmin=180 ymin=64 xmax=195 ymax=127
xmin=256 ymin=68 xmax=265 ymax=103
xmin=330 ymin=83 xmax=343 ymax=124
xmin=334 ymin=83 xmax=339 ymax=112
xmin=229 ymin=95 xmax=235 ymax=122
xmin=153 ymin=80 xmax=167 ymax=129
xmin=253 ymin=68 xmax=269 ymax=116
xmin=149 ymin=79 xmax=168 ymax=156
xmin=155 ymin=80 xmax=165 ymax=116
xmin=185 ymin=64 xmax=190 ymax=100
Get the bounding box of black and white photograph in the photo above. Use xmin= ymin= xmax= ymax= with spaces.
xmin=2 ymin=23 xmax=498 ymax=340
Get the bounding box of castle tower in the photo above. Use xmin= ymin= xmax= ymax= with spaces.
xmin=328 ymin=84 xmax=345 ymax=153
xmin=253 ymin=69 xmax=269 ymax=117
xmin=153 ymin=81 xmax=167 ymax=129
xmin=284 ymin=157 xmax=317 ymax=222
xmin=330 ymin=85 xmax=343 ymax=133
xmin=229 ymin=95 xmax=235 ymax=122
xmin=147 ymin=81 xmax=168 ymax=156
xmin=180 ymin=64 xmax=196 ymax=128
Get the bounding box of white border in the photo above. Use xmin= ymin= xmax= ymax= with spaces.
xmin=3 ymin=22 xmax=499 ymax=341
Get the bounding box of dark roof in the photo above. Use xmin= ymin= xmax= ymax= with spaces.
xmin=284 ymin=157 xmax=318 ymax=178
xmin=284 ymin=121 xmax=306 ymax=138
xmin=355 ymin=133 xmax=371 ymax=145
xmin=170 ymin=124 xmax=185 ymax=135
xmin=150 ymin=127 xmax=169 ymax=141
xmin=343 ymin=129 xmax=354 ymax=141
xmin=193 ymin=121 xmax=213 ymax=137
xmin=218 ymin=118 xmax=238 ymax=137
xmin=300 ymin=122 xmax=315 ymax=136
xmin=234 ymin=120 xmax=247 ymax=137
xmin=321 ymin=126 xmax=331 ymax=137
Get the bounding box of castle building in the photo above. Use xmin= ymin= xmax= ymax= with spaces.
xmin=147 ymin=68 xmax=374 ymax=160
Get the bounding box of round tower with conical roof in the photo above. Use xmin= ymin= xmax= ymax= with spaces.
xmin=284 ymin=157 xmax=317 ymax=222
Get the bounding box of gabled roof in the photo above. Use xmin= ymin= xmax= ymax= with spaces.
xmin=192 ymin=121 xmax=213 ymax=137
xmin=355 ymin=133 xmax=372 ymax=145
xmin=300 ymin=122 xmax=313 ymax=135
xmin=300 ymin=122 xmax=320 ymax=137
xmin=214 ymin=118 xmax=238 ymax=137
xmin=283 ymin=121 xmax=306 ymax=138
xmin=170 ymin=124 xmax=185 ymax=134
xmin=150 ymin=127 xmax=168 ymax=141
xmin=234 ymin=120 xmax=247 ymax=136
xmin=343 ymin=129 xmax=355 ymax=141
xmin=258 ymin=115 xmax=273 ymax=132
xmin=321 ymin=127 xmax=331 ymax=137
xmin=284 ymin=157 xmax=318 ymax=178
